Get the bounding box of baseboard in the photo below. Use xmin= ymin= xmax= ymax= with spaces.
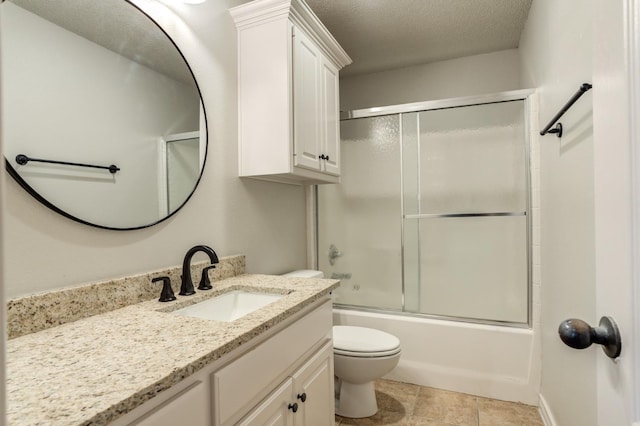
xmin=538 ymin=393 xmax=557 ymax=426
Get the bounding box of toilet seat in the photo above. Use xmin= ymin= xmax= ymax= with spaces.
xmin=334 ymin=347 xmax=401 ymax=357
xmin=333 ymin=326 xmax=401 ymax=358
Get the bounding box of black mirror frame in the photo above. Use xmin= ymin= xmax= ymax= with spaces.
xmin=2 ymin=0 xmax=209 ymax=231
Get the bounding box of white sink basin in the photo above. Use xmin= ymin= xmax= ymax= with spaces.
xmin=173 ymin=290 xmax=284 ymax=322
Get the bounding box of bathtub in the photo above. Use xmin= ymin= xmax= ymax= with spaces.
xmin=332 ymin=307 xmax=540 ymax=405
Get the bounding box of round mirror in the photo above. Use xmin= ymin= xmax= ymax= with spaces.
xmin=1 ymin=0 xmax=207 ymax=230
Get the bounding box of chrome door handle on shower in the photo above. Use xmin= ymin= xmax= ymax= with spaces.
xmin=329 ymin=244 xmax=342 ymax=265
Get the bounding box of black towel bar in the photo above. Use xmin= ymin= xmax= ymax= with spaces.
xmin=540 ymin=83 xmax=593 ymax=138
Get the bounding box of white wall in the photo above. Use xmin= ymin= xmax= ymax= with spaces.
xmin=519 ymin=0 xmax=596 ymax=425
xmin=1 ymin=0 xmax=308 ymax=298
xmin=340 ymin=49 xmax=522 ymax=111
xmin=0 ymin=6 xmax=6 ymax=420
xmin=2 ymin=3 xmax=199 ymax=228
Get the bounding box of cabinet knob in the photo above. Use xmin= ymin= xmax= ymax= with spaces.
xmin=297 ymin=392 xmax=307 ymax=402
xmin=288 ymin=402 xmax=299 ymax=413
xmin=325 ymin=155 xmax=330 ymax=161
xmin=319 ymin=154 xmax=326 ymax=160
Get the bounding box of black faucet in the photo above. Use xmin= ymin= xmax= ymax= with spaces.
xmin=180 ymin=245 xmax=219 ymax=296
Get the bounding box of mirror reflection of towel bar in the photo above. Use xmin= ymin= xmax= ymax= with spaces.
xmin=15 ymin=154 xmax=120 ymax=174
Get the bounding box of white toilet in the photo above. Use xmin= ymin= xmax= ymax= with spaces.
xmin=283 ymin=270 xmax=402 ymax=418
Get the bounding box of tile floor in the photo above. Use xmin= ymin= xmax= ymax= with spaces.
xmin=335 ymin=379 xmax=544 ymax=426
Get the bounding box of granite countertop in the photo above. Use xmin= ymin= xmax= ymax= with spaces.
xmin=6 ymin=274 xmax=339 ymax=426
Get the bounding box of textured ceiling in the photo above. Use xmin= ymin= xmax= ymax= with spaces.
xmin=11 ymin=0 xmax=532 ymax=81
xmin=10 ymin=0 xmax=194 ymax=84
xmin=305 ymin=0 xmax=533 ymax=77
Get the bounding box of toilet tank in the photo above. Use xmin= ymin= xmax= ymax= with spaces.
xmin=282 ymin=270 xmax=324 ymax=278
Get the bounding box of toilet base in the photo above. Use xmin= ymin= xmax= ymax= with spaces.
xmin=335 ymin=380 xmax=377 ymax=418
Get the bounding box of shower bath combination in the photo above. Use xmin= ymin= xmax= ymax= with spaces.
xmin=315 ymin=90 xmax=540 ymax=404
xmin=318 ymin=89 xmax=533 ymax=327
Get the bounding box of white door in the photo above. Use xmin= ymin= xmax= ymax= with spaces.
xmin=593 ymin=0 xmax=638 ymax=424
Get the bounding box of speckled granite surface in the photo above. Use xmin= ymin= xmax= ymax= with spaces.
xmin=6 ymin=273 xmax=339 ymax=426
xmin=7 ymin=254 xmax=246 ymax=339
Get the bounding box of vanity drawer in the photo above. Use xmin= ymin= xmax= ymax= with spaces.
xmin=212 ymin=300 xmax=332 ymax=425
xmin=131 ymin=380 xmax=209 ymax=426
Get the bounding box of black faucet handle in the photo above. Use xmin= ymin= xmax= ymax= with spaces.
xmin=198 ymin=265 xmax=216 ymax=290
xmin=152 ymin=276 xmax=177 ymax=302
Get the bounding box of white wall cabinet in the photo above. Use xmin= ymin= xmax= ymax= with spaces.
xmin=231 ymin=0 xmax=351 ymax=185
xmin=111 ymin=298 xmax=333 ymax=426
xmin=291 ymin=28 xmax=341 ymax=177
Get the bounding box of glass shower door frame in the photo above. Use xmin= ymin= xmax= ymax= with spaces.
xmin=319 ymin=89 xmax=535 ymax=328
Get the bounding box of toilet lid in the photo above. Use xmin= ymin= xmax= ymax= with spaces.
xmin=333 ymin=326 xmax=400 ymax=354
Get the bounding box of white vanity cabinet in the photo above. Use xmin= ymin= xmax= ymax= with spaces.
xmin=114 ymin=366 xmax=213 ymax=426
xmin=212 ymin=300 xmax=333 ymax=425
xmin=231 ymin=0 xmax=351 ymax=185
xmin=111 ymin=298 xmax=334 ymax=426
xmin=131 ymin=380 xmax=210 ymax=426
xmin=238 ymin=342 xmax=334 ymax=425
xmin=290 ymin=341 xmax=334 ymax=424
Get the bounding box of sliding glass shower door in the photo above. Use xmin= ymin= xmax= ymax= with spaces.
xmin=317 ymin=115 xmax=403 ymax=310
xmin=402 ymin=101 xmax=529 ymax=323
xmin=318 ymin=95 xmax=530 ymax=325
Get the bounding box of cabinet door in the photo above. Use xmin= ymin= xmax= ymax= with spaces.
xmin=321 ymin=58 xmax=340 ymax=176
xmin=292 ymin=342 xmax=335 ymax=425
xmin=292 ymin=27 xmax=322 ymax=172
xmin=238 ymin=378 xmax=295 ymax=426
xmin=131 ymin=381 xmax=209 ymax=426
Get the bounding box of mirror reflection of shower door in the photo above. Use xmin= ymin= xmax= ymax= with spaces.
xmin=317 ymin=115 xmax=403 ymax=310
xmin=165 ymin=132 xmax=200 ymax=215
xmin=403 ymin=100 xmax=529 ymax=323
